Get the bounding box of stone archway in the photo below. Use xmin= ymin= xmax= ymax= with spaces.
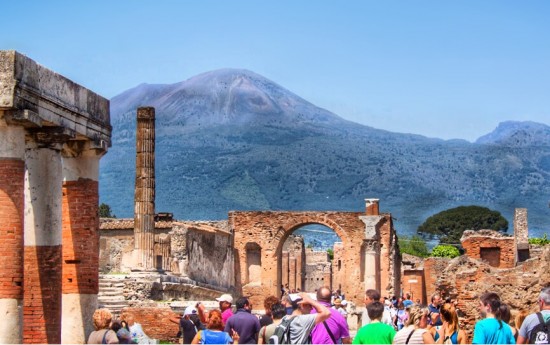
xmin=230 ymin=200 xmax=400 ymax=308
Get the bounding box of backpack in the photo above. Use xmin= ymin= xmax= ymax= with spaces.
xmin=269 ymin=316 xmax=295 ymax=344
xmin=529 ymin=312 xmax=550 ymax=344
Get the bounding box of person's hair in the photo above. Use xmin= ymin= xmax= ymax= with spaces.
xmin=264 ymin=296 xmax=279 ymax=313
xmin=207 ymin=309 xmax=224 ymax=331
xmin=431 ymin=293 xmax=441 ymax=303
xmin=366 ymin=289 xmax=381 ymax=301
xmin=111 ymin=319 xmax=122 ymax=332
xmin=121 ymin=320 xmax=130 ymax=331
xmin=236 ymin=297 xmax=249 ymax=309
xmin=515 ymin=310 xmax=529 ymax=329
xmin=281 ymin=294 xmax=291 ymax=304
xmin=367 ymin=301 xmax=384 ymax=320
xmin=480 ymin=292 xmax=503 ymax=328
xmin=405 ymin=293 xmax=411 ymax=299
xmin=93 ymin=309 xmax=113 ymax=330
xmin=398 ymin=302 xmax=405 ymax=310
xmin=317 ymin=287 xmax=332 ymax=303
xmin=499 ymin=303 xmax=512 ymax=324
xmin=440 ymin=303 xmax=459 ymax=333
xmin=540 ymin=286 xmax=550 ymax=305
xmin=271 ymin=303 xmax=286 ymax=319
xmin=406 ymin=306 xmax=429 ymax=327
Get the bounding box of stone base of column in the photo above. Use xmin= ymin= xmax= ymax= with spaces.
xmin=0 ymin=298 xmax=22 ymax=343
xmin=61 ymin=293 xmax=97 ymax=344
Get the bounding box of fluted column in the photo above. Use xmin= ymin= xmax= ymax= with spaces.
xmin=134 ymin=107 xmax=156 ymax=270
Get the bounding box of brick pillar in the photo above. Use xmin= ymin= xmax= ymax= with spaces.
xmin=23 ymin=143 xmax=63 ymax=344
xmin=282 ymin=251 xmax=289 ymax=293
xmin=289 ymin=257 xmax=296 ymax=291
xmin=134 ymin=107 xmax=156 ymax=270
xmin=365 ymin=198 xmax=379 ymax=216
xmin=61 ymin=149 xmax=101 ymax=343
xmin=0 ymin=124 xmax=25 ymax=343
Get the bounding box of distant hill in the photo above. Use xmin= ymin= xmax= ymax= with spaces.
xmin=100 ymin=69 xmax=550 ymax=238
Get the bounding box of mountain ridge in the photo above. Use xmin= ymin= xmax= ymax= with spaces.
xmin=100 ymin=69 xmax=550 ymax=238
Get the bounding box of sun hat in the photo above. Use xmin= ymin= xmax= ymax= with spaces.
xmin=184 ymin=306 xmax=197 ymax=316
xmin=216 ymin=294 xmax=233 ymax=303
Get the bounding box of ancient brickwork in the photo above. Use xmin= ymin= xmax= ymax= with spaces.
xmin=121 ymin=307 xmax=180 ymax=343
xmin=282 ymin=235 xmax=305 ymax=291
xmin=62 ymin=179 xmax=99 ymax=294
xmin=332 ymin=242 xmax=345 ymax=291
xmin=402 ymin=269 xmax=426 ymax=304
xmin=461 ymin=230 xmax=515 ymax=268
xmin=304 ymin=248 xmax=331 ymax=292
xmin=0 ymin=159 xmax=24 ymax=299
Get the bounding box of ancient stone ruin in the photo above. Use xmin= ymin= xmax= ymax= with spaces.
xmin=0 ymin=51 xmax=111 ymax=343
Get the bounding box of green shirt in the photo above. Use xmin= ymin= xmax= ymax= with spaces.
xmin=353 ymin=321 xmax=396 ymax=344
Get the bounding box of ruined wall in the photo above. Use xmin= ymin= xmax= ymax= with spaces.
xmin=332 ymin=242 xmax=345 ymax=291
xmin=99 ymin=228 xmax=134 ymax=273
xmin=432 ymin=245 xmax=550 ymax=343
xmin=461 ymin=230 xmax=516 ymax=268
xmin=304 ymin=248 xmax=331 ymax=292
xmin=282 ymin=235 xmax=305 ymax=292
xmin=402 ymin=269 xmax=426 ymax=304
xmin=121 ymin=307 xmax=180 ymax=343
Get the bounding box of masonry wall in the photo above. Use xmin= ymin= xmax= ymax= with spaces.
xmin=99 ymin=229 xmax=136 ymax=273
xmin=461 ymin=230 xmax=516 ymax=268
xmin=121 ymin=307 xmax=180 ymax=343
xmin=332 ymin=242 xmax=345 ymax=291
xmin=402 ymin=269 xmax=426 ymax=304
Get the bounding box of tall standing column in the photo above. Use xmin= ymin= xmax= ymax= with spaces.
xmin=134 ymin=107 xmax=156 ymax=270
xmin=23 ymin=141 xmax=63 ymax=344
xmin=0 ymin=122 xmax=25 ymax=344
xmin=61 ymin=145 xmax=102 ymax=343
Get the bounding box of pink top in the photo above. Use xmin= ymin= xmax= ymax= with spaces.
xmin=222 ymin=308 xmax=233 ymax=326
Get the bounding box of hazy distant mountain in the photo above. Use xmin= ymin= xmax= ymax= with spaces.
xmin=100 ymin=69 xmax=550 ymax=238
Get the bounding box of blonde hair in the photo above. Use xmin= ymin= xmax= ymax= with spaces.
xmin=93 ymin=308 xmax=113 ymax=330
xmin=440 ymin=303 xmax=459 ymax=333
xmin=406 ymin=305 xmax=429 ymax=327
xmin=515 ymin=310 xmax=529 ymax=329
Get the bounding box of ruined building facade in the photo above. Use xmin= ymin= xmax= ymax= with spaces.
xmin=0 ymin=51 xmax=111 ymax=343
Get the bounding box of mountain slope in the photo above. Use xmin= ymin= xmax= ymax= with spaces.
xmin=100 ymin=69 xmax=550 ymax=237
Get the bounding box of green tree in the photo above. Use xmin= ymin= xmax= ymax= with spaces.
xmin=529 ymin=233 xmax=549 ymax=246
xmin=431 ymin=244 xmax=460 ymax=258
xmin=98 ymin=203 xmax=116 ymax=218
xmin=398 ymin=235 xmax=429 ymax=258
xmin=417 ymin=205 xmax=508 ymax=246
xmin=327 ymin=248 xmax=334 ymax=260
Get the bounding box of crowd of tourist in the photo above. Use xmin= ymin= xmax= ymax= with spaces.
xmin=88 ymin=285 xmax=550 ymax=344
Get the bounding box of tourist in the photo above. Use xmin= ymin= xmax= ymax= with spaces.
xmin=395 ymin=302 xmax=408 ymax=331
xmin=392 ymin=306 xmax=435 ymax=344
xmin=428 ymin=293 xmax=443 ymax=328
xmin=333 ymin=298 xmax=348 ymax=318
xmin=403 ymin=293 xmax=414 ymax=308
xmin=353 ymin=301 xmax=396 ymax=344
xmin=281 ymin=294 xmax=294 ymax=315
xmin=499 ymin=303 xmax=519 ymax=341
xmin=279 ymin=292 xmax=331 ymax=344
xmin=260 ymin=295 xmax=279 ymax=327
xmin=514 ymin=310 xmax=529 ymax=334
xmin=111 ymin=319 xmax=133 ymax=344
xmin=125 ymin=315 xmax=151 ymax=344
xmin=362 ymin=289 xmax=394 ymax=327
xmin=170 ymin=306 xmax=200 ymax=344
xmin=517 ymin=286 xmax=550 ymax=344
xmin=258 ymin=302 xmax=286 ymax=344
xmin=434 ymin=302 xmax=466 ymax=344
xmin=224 ymin=297 xmax=261 ymax=344
xmin=192 ymin=309 xmax=239 ymax=344
xmin=88 ymin=308 xmax=119 ymax=344
xmin=472 ymin=292 xmax=515 ymax=344
xmin=198 ymin=293 xmax=234 ymax=327
xmin=311 ymin=287 xmax=351 ymax=344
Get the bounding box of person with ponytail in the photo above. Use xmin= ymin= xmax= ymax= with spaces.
xmin=434 ymin=303 xmax=466 ymax=344
xmin=472 ymin=292 xmax=515 ymax=344
xmin=392 ymin=306 xmax=435 ymax=344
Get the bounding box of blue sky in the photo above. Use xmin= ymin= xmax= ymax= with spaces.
xmin=2 ymin=1 xmax=549 ymax=141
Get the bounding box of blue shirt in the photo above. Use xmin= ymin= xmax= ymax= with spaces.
xmin=473 ymin=318 xmax=516 ymax=344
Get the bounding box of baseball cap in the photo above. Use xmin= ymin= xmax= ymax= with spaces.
xmin=216 ymin=294 xmax=233 ymax=303
xmin=184 ymin=306 xmax=197 ymax=316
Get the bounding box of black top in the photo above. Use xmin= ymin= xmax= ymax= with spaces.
xmin=260 ymin=314 xmax=273 ymax=327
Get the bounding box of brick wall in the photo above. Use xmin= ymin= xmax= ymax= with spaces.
xmin=121 ymin=307 xmax=180 ymax=343
xmin=402 ymin=269 xmax=426 ymax=304
xmin=0 ymin=159 xmax=24 ymax=300
xmin=23 ymin=245 xmax=62 ymax=344
xmin=461 ymin=230 xmax=515 ymax=268
xmin=62 ymin=179 xmax=99 ymax=294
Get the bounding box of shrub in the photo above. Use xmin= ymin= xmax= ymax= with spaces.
xmin=529 ymin=233 xmax=550 ymax=246
xmin=431 ymin=244 xmax=460 ymax=258
xmin=399 ymin=235 xmax=429 ymax=258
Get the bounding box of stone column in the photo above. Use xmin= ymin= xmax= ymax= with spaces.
xmin=0 ymin=122 xmax=25 ymax=344
xmin=134 ymin=107 xmax=156 ymax=270
xmin=61 ymin=143 xmax=102 ymax=343
xmin=23 ymin=141 xmax=63 ymax=344
xmin=362 ymin=240 xmax=380 ymax=291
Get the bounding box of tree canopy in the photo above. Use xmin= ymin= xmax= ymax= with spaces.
xmin=98 ymin=203 xmax=116 ymax=218
xmin=417 ymin=205 xmax=508 ymax=245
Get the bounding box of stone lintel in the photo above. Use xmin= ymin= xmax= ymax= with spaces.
xmin=0 ymin=50 xmax=111 ymax=150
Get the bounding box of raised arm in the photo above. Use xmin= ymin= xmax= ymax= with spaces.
xmin=299 ymin=293 xmax=330 ymax=325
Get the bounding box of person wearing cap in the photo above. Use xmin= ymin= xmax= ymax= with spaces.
xmin=281 ymin=292 xmax=331 ymax=344
xmin=198 ymin=293 xmax=234 ymax=327
xmin=333 ymin=298 xmax=348 ymax=318
xmin=170 ymin=306 xmax=200 ymax=344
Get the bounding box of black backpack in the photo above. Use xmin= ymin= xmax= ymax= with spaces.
xmin=529 ymin=312 xmax=550 ymax=344
xmin=269 ymin=316 xmax=295 ymax=344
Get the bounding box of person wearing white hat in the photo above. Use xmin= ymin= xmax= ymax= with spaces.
xmin=170 ymin=306 xmax=201 ymax=344
xmin=198 ymin=293 xmax=234 ymax=327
